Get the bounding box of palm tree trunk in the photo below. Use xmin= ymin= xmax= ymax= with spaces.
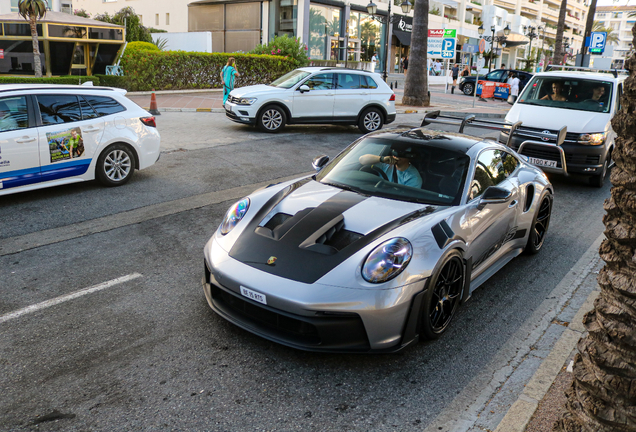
xmin=403 ymin=0 xmax=430 ymax=106
xmin=29 ymin=14 xmax=42 ymax=78
xmin=578 ymin=0 xmax=597 ymax=66
xmin=553 ymin=23 xmax=636 ymax=432
xmin=553 ymin=0 xmax=567 ymax=65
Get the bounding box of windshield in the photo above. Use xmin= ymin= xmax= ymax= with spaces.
xmin=315 ymin=136 xmax=470 ymax=206
xmin=518 ymin=77 xmax=613 ymax=113
xmin=270 ymin=70 xmax=311 ymax=89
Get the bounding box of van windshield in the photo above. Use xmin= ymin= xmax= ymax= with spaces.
xmin=517 ymin=77 xmax=613 ymax=113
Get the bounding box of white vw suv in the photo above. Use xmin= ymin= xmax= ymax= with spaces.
xmin=224 ymin=67 xmax=397 ymax=133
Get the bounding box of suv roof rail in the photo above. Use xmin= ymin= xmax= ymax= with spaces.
xmin=545 ymin=64 xmax=628 ymax=78
xmin=319 ymin=67 xmax=373 ymax=73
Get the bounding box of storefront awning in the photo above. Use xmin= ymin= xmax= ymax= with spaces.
xmin=393 ymin=30 xmax=411 ymax=46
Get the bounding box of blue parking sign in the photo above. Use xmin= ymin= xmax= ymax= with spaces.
xmin=589 ymin=32 xmax=606 ymax=53
xmin=441 ymin=38 xmax=456 ymax=58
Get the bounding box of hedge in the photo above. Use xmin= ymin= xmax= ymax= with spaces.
xmin=119 ymin=51 xmax=295 ymax=91
xmin=94 ymin=74 xmax=128 ymax=89
xmin=0 ymin=76 xmax=100 ymax=85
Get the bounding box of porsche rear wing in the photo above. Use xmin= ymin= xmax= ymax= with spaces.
xmin=419 ymin=110 xmax=567 ymax=148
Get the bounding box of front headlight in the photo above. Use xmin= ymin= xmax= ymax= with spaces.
xmin=237 ymin=97 xmax=257 ymax=105
xmin=362 ymin=238 xmax=413 ymax=283
xmin=220 ymin=198 xmax=250 ymax=235
xmin=579 ymin=132 xmax=606 ymax=146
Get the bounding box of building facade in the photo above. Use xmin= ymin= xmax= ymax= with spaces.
xmin=71 ymin=0 xmax=590 ymax=73
xmin=594 ymin=5 xmax=635 ymax=69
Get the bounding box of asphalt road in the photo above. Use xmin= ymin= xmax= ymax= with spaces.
xmin=0 ymin=113 xmax=609 ymax=431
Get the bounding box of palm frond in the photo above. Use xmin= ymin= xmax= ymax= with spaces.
xmin=18 ymin=0 xmax=49 ymax=20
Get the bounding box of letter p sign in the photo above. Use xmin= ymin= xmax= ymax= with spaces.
xmin=590 ymin=32 xmax=606 ymax=50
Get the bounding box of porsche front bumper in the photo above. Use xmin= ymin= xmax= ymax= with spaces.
xmin=202 ymin=237 xmax=428 ymax=353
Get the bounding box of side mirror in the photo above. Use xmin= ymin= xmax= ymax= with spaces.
xmin=312 ymin=155 xmax=329 ymax=171
xmin=478 ymin=186 xmax=512 ymax=209
xmin=299 ymin=85 xmax=310 ymax=93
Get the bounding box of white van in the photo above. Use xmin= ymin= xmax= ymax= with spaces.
xmin=499 ymin=67 xmax=626 ymax=187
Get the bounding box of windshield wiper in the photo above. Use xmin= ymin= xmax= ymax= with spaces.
xmin=322 ymin=180 xmax=368 ymax=195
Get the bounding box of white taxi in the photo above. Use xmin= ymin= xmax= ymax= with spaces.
xmin=0 ymin=84 xmax=160 ymax=196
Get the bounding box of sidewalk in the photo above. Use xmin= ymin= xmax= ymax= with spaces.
xmin=126 ymin=80 xmax=512 ymax=119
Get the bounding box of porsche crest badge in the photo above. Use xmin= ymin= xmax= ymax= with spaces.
xmin=267 ymin=256 xmax=277 ymax=265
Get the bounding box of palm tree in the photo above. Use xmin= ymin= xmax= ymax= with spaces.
xmin=553 ymin=0 xmax=567 ymax=65
xmin=553 ymin=23 xmax=636 ymax=432
xmin=18 ymin=0 xmax=48 ymax=78
xmin=403 ymin=0 xmax=429 ymax=106
xmin=592 ymin=21 xmax=619 ymax=44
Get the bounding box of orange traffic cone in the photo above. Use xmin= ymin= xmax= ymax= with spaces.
xmin=149 ymin=89 xmax=160 ymax=115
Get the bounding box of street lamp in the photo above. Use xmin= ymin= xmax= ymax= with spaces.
xmin=366 ymin=0 xmax=412 ymax=81
xmin=523 ymin=24 xmax=544 ymax=72
xmin=479 ymin=24 xmax=510 ymax=72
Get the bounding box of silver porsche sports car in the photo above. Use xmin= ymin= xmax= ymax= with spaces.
xmin=202 ymin=113 xmax=555 ymax=353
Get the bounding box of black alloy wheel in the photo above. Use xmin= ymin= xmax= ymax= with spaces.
xmin=358 ymin=108 xmax=384 ymax=134
xmin=525 ymin=192 xmax=552 ymax=254
xmin=421 ymin=251 xmax=465 ymax=340
xmin=96 ymin=143 xmax=135 ymax=187
xmin=462 ymin=83 xmax=474 ymax=96
xmin=257 ymin=105 xmax=286 ymax=133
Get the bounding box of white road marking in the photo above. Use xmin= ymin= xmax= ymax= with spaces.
xmin=0 ymin=273 xmax=142 ymax=324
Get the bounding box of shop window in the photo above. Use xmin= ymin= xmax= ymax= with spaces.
xmin=49 ymin=42 xmax=75 ymax=75
xmin=309 ymin=4 xmax=341 ymax=60
xmin=88 ymin=27 xmax=123 ymax=40
xmin=269 ymin=0 xmax=298 ymax=39
xmin=0 ymin=40 xmax=45 ymax=75
xmin=4 ymin=23 xmax=42 ymax=37
xmin=92 ymin=44 xmax=121 ymax=75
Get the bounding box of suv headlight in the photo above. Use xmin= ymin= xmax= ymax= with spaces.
xmin=362 ymin=238 xmax=413 ymax=283
xmin=237 ymin=97 xmax=257 ymax=105
xmin=220 ymin=198 xmax=250 ymax=235
xmin=579 ymin=132 xmax=606 ymax=146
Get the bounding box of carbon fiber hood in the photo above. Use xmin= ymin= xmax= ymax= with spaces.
xmin=229 ymin=179 xmax=437 ymax=284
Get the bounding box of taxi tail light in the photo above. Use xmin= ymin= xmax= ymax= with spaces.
xmin=389 ymin=93 xmax=396 ymax=101
xmin=140 ymin=116 xmax=157 ymax=128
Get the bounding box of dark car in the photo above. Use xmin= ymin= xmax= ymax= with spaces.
xmin=458 ymin=69 xmax=533 ymax=96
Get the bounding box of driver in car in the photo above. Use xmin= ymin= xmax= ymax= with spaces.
xmin=359 ymin=151 xmax=423 ymax=188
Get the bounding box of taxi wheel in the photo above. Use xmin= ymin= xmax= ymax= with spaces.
xmin=257 ymin=105 xmax=286 ymax=133
xmin=96 ymin=144 xmax=135 ymax=187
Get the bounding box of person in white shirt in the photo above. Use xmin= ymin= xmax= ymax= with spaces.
xmin=371 ymin=53 xmax=377 ymax=72
xmin=509 ymin=73 xmax=520 ymax=102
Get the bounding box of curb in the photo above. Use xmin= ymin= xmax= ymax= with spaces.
xmin=128 ymin=89 xmax=223 ymax=96
xmin=493 ymin=235 xmax=604 ymax=432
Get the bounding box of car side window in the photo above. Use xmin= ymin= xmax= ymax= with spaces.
xmin=83 ymin=95 xmax=126 ymax=116
xmin=304 ymin=73 xmax=335 ymax=90
xmin=37 ymin=95 xmax=82 ymax=125
xmin=79 ymin=96 xmax=98 ymax=120
xmin=362 ymin=76 xmax=378 ymax=89
xmin=337 ymin=74 xmax=361 ymax=90
xmin=486 ymin=71 xmax=504 ymax=81
xmin=616 ymin=83 xmax=622 ymax=112
xmin=0 ymin=96 xmax=29 ymax=132
xmin=469 ymin=150 xmax=508 ymax=200
xmin=502 ymin=151 xmax=518 ymax=176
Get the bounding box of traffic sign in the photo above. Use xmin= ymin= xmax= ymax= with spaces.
xmin=441 ymin=38 xmax=456 ymax=58
xmin=478 ymin=39 xmax=486 ymax=54
xmin=589 ymin=31 xmax=607 ymax=54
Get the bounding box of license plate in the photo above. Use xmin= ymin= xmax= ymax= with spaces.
xmin=225 ymin=103 xmax=232 ymax=112
xmin=240 ymin=286 xmax=267 ymax=305
xmin=527 ymin=157 xmax=557 ymax=168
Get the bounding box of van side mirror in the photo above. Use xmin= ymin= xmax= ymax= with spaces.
xmin=299 ymin=85 xmax=310 ymax=93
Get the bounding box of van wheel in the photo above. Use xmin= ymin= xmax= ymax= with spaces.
xmin=358 ymin=108 xmax=384 ymax=133
xmin=96 ymin=144 xmax=135 ymax=187
xmin=589 ymin=157 xmax=608 ymax=188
